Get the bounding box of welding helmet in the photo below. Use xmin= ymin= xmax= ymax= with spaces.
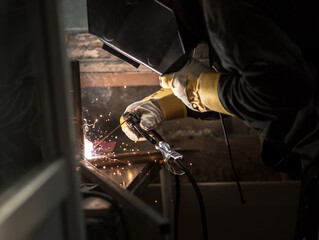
xmin=87 ymin=0 xmax=199 ymax=74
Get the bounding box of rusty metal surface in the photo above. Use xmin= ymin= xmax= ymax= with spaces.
xmin=70 ymin=60 xmax=84 ymax=161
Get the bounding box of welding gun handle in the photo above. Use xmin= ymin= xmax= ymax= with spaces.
xmin=133 ymin=124 xmax=157 ymax=145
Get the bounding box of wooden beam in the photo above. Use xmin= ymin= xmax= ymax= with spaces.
xmin=80 ymin=72 xmax=160 ymax=87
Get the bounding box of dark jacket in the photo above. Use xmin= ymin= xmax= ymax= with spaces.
xmin=173 ymin=0 xmax=319 ymax=175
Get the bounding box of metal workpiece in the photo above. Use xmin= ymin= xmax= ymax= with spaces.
xmin=79 ymin=159 xmax=171 ymax=237
xmin=70 ymin=60 xmax=84 ymax=161
xmin=88 ymin=150 xmax=163 ymax=168
xmin=83 ymin=155 xmax=162 ymax=194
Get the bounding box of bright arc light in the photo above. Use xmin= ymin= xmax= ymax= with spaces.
xmin=84 ymin=138 xmax=94 ymax=159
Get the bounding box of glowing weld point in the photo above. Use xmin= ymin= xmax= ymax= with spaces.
xmin=155 ymin=200 xmax=158 ymax=203
xmin=128 ymin=163 xmax=131 ymax=166
xmin=113 ymin=172 xmax=116 ymax=175
xmin=189 ymin=163 xmax=193 ymax=166
xmin=123 ymin=86 xmax=127 ymax=89
xmin=103 ymin=166 xmax=106 ymax=169
xmin=84 ymin=139 xmax=94 ymax=159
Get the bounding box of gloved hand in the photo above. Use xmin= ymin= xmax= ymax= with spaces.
xmin=160 ymin=59 xmax=233 ymax=115
xmin=121 ymin=88 xmax=187 ymax=141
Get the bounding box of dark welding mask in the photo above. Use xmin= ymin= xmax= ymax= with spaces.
xmin=87 ymin=0 xmax=194 ymax=74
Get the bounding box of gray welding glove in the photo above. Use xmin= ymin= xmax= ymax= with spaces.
xmin=120 ymin=88 xmax=187 ymax=141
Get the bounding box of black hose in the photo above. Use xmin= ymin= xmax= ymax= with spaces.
xmin=219 ymin=113 xmax=246 ymax=204
xmin=81 ymin=191 xmax=131 ymax=240
xmin=175 ymin=159 xmax=208 ymax=240
xmin=128 ymin=114 xmax=207 ymax=239
xmin=174 ymin=175 xmax=181 ymax=240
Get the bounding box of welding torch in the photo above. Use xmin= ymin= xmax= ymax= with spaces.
xmin=122 ymin=112 xmax=184 ymax=175
xmin=122 ymin=112 xmax=208 ymax=240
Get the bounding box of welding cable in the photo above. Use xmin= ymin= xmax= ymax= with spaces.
xmin=206 ymin=44 xmax=245 ymax=204
xmin=174 ymin=175 xmax=181 ymax=240
xmin=175 ymin=159 xmax=208 ymax=240
xmin=219 ymin=113 xmax=246 ymax=204
xmin=81 ymin=191 xmax=130 ymax=240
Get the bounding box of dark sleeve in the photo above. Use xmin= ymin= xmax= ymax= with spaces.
xmin=186 ymin=107 xmax=220 ymax=120
xmin=200 ymin=0 xmax=315 ymax=122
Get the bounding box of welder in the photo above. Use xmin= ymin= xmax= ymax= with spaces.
xmin=88 ymin=0 xmax=319 ymax=239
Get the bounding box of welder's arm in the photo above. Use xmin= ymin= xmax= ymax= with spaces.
xmin=163 ymin=1 xmax=313 ymax=123
xmin=120 ymin=88 xmax=187 ymax=141
xmin=198 ymin=0 xmax=314 ymax=122
xmin=160 ymin=59 xmax=234 ymax=116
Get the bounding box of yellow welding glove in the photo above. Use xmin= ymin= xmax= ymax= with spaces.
xmin=120 ymin=88 xmax=187 ymax=141
xmin=160 ymin=59 xmax=233 ymax=116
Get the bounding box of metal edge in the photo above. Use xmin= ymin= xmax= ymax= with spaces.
xmin=0 ymin=160 xmax=67 ymax=240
